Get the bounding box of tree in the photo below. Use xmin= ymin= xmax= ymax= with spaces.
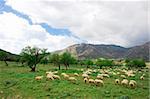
xmin=126 ymin=59 xmax=146 ymax=68
xmin=51 ymin=54 xmax=61 ymax=70
xmin=60 ymin=52 xmax=73 ymax=70
xmin=20 ymin=46 xmax=47 ymax=72
xmin=96 ymin=59 xmax=114 ymax=69
xmin=85 ymin=59 xmax=93 ymax=68
xmin=0 ymin=51 xmax=8 ymax=66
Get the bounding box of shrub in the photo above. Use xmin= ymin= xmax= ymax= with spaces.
xmin=126 ymin=59 xmax=146 ymax=68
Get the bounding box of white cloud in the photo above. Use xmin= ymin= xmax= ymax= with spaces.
xmin=5 ymin=0 xmax=148 ymax=47
xmin=0 ymin=12 xmax=76 ymax=54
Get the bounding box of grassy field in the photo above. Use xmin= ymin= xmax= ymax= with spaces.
xmin=0 ymin=61 xmax=149 ymax=99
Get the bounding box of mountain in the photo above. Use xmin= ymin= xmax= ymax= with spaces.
xmin=55 ymin=42 xmax=150 ymax=61
xmin=0 ymin=49 xmax=20 ymax=61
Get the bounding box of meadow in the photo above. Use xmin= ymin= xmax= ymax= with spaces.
xmin=0 ymin=61 xmax=149 ymax=99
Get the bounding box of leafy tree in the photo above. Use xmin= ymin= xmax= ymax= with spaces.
xmin=85 ymin=59 xmax=93 ymax=68
xmin=20 ymin=46 xmax=47 ymax=72
xmin=0 ymin=51 xmax=8 ymax=66
xmin=96 ymin=59 xmax=114 ymax=68
xmin=51 ymin=54 xmax=61 ymax=70
xmin=60 ymin=52 xmax=73 ymax=70
xmin=126 ymin=59 xmax=146 ymax=68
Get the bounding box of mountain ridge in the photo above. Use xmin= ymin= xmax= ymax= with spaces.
xmin=54 ymin=41 xmax=150 ymax=61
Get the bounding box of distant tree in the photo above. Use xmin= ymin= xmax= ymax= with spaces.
xmin=96 ymin=59 xmax=114 ymax=69
xmin=85 ymin=59 xmax=93 ymax=68
xmin=40 ymin=57 xmax=49 ymax=64
xmin=51 ymin=54 xmax=61 ymax=70
xmin=20 ymin=46 xmax=47 ymax=72
xmin=60 ymin=52 xmax=74 ymax=70
xmin=0 ymin=51 xmax=8 ymax=66
xmin=126 ymin=59 xmax=146 ymax=68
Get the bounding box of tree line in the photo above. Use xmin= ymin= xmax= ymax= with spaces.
xmin=0 ymin=46 xmax=146 ymax=72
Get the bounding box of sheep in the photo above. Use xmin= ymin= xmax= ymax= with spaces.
xmin=52 ymin=75 xmax=61 ymax=80
xmin=140 ymin=76 xmax=144 ymax=80
xmin=46 ymin=74 xmax=54 ymax=80
xmin=121 ymin=79 xmax=129 ymax=86
xmin=102 ymin=74 xmax=110 ymax=78
xmin=35 ymin=76 xmax=43 ymax=80
xmin=88 ymin=79 xmax=95 ymax=84
xmin=82 ymin=73 xmax=89 ymax=79
xmin=68 ymin=77 xmax=77 ymax=82
xmin=129 ymin=80 xmax=137 ymax=88
xmin=115 ymin=79 xmax=120 ymax=85
xmin=94 ymin=79 xmax=104 ymax=86
xmin=74 ymin=73 xmax=79 ymax=76
xmin=61 ymin=73 xmax=69 ymax=79
xmin=97 ymin=75 xmax=103 ymax=80
xmin=120 ymin=75 xmax=126 ymax=79
xmin=84 ymin=78 xmax=88 ymax=83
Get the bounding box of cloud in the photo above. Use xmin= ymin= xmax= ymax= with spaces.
xmin=0 ymin=0 xmax=148 ymax=54
xmin=5 ymin=0 xmax=148 ymax=47
xmin=0 ymin=12 xmax=76 ymax=54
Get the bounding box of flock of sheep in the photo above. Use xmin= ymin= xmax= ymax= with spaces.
xmin=35 ymin=67 xmax=147 ymax=89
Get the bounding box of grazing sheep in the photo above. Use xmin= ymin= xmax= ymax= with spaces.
xmin=68 ymin=77 xmax=77 ymax=82
xmin=97 ymin=75 xmax=103 ymax=80
xmin=46 ymin=74 xmax=54 ymax=80
xmin=102 ymin=74 xmax=110 ymax=78
xmin=52 ymin=75 xmax=60 ymax=80
xmin=84 ymin=78 xmax=88 ymax=83
xmin=35 ymin=76 xmax=43 ymax=80
xmin=94 ymin=79 xmax=104 ymax=86
xmin=115 ymin=79 xmax=120 ymax=85
xmin=74 ymin=73 xmax=79 ymax=76
xmin=88 ymin=79 xmax=95 ymax=84
xmin=129 ymin=80 xmax=137 ymax=88
xmin=120 ymin=75 xmax=126 ymax=79
xmin=61 ymin=73 xmax=69 ymax=79
xmin=140 ymin=76 xmax=144 ymax=80
xmin=121 ymin=79 xmax=129 ymax=86
xmin=53 ymin=71 xmax=58 ymax=74
xmin=82 ymin=74 xmax=89 ymax=79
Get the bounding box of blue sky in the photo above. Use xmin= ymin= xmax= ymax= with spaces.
xmin=0 ymin=0 xmax=81 ymax=37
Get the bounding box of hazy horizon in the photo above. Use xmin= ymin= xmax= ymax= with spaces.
xmin=0 ymin=0 xmax=149 ymax=54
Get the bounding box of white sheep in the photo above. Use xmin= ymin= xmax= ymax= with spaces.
xmin=129 ymin=80 xmax=137 ymax=88
xmin=102 ymin=74 xmax=110 ymax=78
xmin=84 ymin=78 xmax=88 ymax=83
xmin=35 ymin=76 xmax=43 ymax=80
xmin=61 ymin=73 xmax=69 ymax=79
xmin=140 ymin=76 xmax=144 ymax=80
xmin=46 ymin=73 xmax=54 ymax=80
xmin=115 ymin=79 xmax=120 ymax=85
xmin=121 ymin=79 xmax=128 ymax=86
xmin=94 ymin=79 xmax=104 ymax=86
xmin=82 ymin=73 xmax=89 ymax=79
xmin=52 ymin=75 xmax=61 ymax=80
xmin=88 ymin=79 xmax=95 ymax=84
xmin=97 ymin=75 xmax=103 ymax=80
xmin=120 ymin=75 xmax=126 ymax=79
xmin=68 ymin=77 xmax=77 ymax=82
xmin=74 ymin=73 xmax=79 ymax=76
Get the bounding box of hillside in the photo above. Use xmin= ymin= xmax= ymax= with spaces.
xmin=0 ymin=49 xmax=20 ymax=61
xmin=55 ymin=42 xmax=150 ymax=61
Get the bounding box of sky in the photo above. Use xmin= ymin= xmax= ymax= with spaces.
xmin=0 ymin=0 xmax=149 ymax=54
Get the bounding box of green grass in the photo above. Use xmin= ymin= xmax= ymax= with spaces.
xmin=0 ymin=61 xmax=149 ymax=99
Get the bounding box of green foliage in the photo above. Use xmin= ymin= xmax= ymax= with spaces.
xmin=60 ymin=52 xmax=76 ymax=69
xmin=126 ymin=59 xmax=146 ymax=68
xmin=0 ymin=51 xmax=8 ymax=66
xmin=96 ymin=59 xmax=114 ymax=68
xmin=20 ymin=46 xmax=47 ymax=71
xmin=84 ymin=59 xmax=93 ymax=68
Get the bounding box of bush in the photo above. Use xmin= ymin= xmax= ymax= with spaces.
xmin=126 ymin=59 xmax=146 ymax=68
xmin=96 ymin=59 xmax=114 ymax=68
